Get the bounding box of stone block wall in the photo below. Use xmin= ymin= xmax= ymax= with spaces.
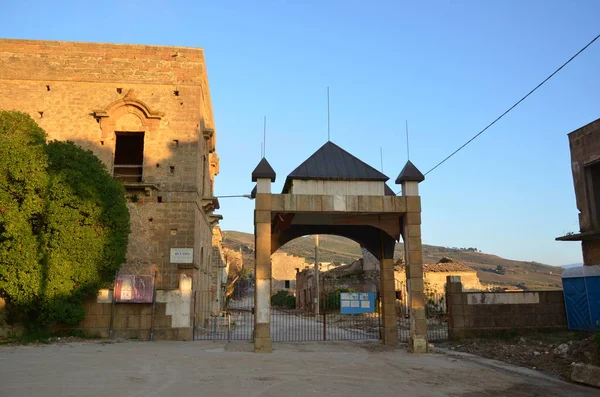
xmin=271 ymin=252 xmax=306 ymax=294
xmin=0 ymin=39 xmax=221 ymax=335
xmin=446 ymin=277 xmax=567 ymax=339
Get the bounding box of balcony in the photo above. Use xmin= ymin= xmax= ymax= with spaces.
xmin=113 ymin=164 xmax=143 ymax=183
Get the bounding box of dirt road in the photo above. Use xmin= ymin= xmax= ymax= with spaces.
xmin=0 ymin=340 xmax=596 ymax=397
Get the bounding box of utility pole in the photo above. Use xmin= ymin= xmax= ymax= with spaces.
xmin=314 ymin=234 xmax=320 ymax=315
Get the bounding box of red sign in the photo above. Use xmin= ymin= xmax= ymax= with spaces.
xmin=114 ymin=275 xmax=154 ymax=303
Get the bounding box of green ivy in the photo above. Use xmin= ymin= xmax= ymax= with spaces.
xmin=0 ymin=111 xmax=130 ymax=329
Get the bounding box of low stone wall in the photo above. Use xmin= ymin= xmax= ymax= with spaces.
xmin=68 ymin=286 xmax=193 ymax=340
xmin=446 ymin=276 xmax=567 ymax=339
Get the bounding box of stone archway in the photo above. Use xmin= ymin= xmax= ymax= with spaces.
xmin=250 ymin=144 xmax=427 ymax=354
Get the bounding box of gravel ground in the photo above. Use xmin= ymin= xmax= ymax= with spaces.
xmin=1 ymin=339 xmax=598 ymax=397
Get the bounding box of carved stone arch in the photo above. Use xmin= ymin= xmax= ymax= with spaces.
xmin=93 ymin=89 xmax=164 ymax=138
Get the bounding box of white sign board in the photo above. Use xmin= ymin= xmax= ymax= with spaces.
xmin=170 ymin=248 xmax=194 ymax=264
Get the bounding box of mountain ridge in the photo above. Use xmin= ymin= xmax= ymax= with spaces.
xmin=223 ymin=230 xmax=563 ymax=291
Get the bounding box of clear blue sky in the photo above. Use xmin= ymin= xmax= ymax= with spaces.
xmin=2 ymin=1 xmax=599 ymax=266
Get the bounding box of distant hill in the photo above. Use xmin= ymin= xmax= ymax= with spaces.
xmin=223 ymin=231 xmax=564 ymax=291
xmin=561 ymin=263 xmax=583 ymax=269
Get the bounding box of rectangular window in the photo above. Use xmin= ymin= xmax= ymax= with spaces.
xmin=113 ymin=132 xmax=144 ymax=183
xmin=284 ymin=280 xmax=291 ymax=289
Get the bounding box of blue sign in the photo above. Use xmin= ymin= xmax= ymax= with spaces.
xmin=340 ymin=292 xmax=375 ymax=314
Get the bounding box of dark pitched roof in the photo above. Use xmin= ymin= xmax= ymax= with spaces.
xmin=250 ymin=185 xmax=257 ymax=199
xmin=251 ymin=157 xmax=276 ymax=182
xmin=395 ymin=160 xmax=425 ymax=184
xmin=283 ymin=141 xmax=388 ymax=192
xmin=384 ymin=184 xmax=396 ymax=196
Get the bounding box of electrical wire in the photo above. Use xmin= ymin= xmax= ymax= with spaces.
xmin=424 ymin=33 xmax=600 ymax=177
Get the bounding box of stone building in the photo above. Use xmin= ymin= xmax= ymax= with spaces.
xmin=0 ymin=39 xmax=223 ymax=340
xmin=270 ymin=252 xmax=306 ymax=295
xmin=557 ymin=117 xmax=600 ymax=266
xmin=394 ymin=258 xmax=483 ymax=298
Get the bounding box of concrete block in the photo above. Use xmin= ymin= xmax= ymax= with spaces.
xmin=383 ymin=196 xmax=395 ymax=212
xmin=127 ymin=315 xmax=141 ymax=329
xmin=86 ymin=303 xmax=102 ymax=315
xmin=406 ymin=225 xmax=421 ymax=238
xmin=270 ymin=194 xmax=284 ymax=211
xmin=408 ymin=264 xmax=423 ymax=277
xmin=368 ymin=196 xmax=383 ymax=212
xmin=96 ymin=315 xmax=110 ymax=328
xmin=101 ymin=304 xmax=113 ymax=315
xmin=404 ymin=212 xmax=421 ymax=225
xmin=255 ymin=210 xmax=271 ymax=224
xmin=283 ymin=194 xmax=297 ymax=211
xmin=408 ymin=335 xmax=428 ymax=353
xmin=254 ymin=337 xmax=272 ymax=353
xmin=255 ymin=194 xmax=272 ymax=210
xmin=357 ymin=195 xmax=369 ymax=212
xmin=345 ymin=195 xmax=358 ymax=212
xmin=406 ymin=196 xmax=421 ymax=213
xmin=394 ymin=197 xmax=407 ymax=213
xmin=382 ymin=326 xmax=398 ymax=345
xmin=571 ymin=363 xmax=600 ymax=388
xmin=297 ymin=195 xmax=310 ymax=211
xmin=83 ymin=315 xmax=96 ymax=329
xmin=408 ymin=250 xmax=423 ymax=267
xmin=254 ymin=323 xmax=270 ymax=339
xmin=321 ymin=195 xmax=334 ymax=212
xmin=409 ymin=278 xmax=424 ymax=292
xmin=175 ymin=327 xmax=193 ymax=341
xmin=309 ymin=195 xmax=322 ymax=212
xmin=415 ymin=318 xmax=427 ymax=334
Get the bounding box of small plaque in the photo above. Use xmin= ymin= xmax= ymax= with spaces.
xmin=170 ymin=248 xmax=193 ymax=264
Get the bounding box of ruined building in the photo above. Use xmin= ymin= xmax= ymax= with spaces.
xmin=0 ymin=39 xmax=223 ymax=340
xmin=557 ymin=117 xmax=600 ymax=266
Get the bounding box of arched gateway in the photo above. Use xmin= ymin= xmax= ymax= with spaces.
xmin=251 ymin=141 xmax=427 ymax=353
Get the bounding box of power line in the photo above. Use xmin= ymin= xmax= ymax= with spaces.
xmin=424 ymin=32 xmax=600 ymax=177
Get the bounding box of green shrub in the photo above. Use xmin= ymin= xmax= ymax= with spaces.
xmin=271 ymin=290 xmax=296 ymax=309
xmin=0 ymin=111 xmax=130 ymax=330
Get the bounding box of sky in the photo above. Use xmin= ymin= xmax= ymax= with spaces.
xmin=1 ymin=1 xmax=599 ymax=266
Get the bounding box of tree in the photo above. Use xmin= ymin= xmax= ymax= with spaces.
xmin=223 ymin=247 xmax=250 ymax=299
xmin=496 ymin=265 xmax=506 ymax=275
xmin=0 ymin=111 xmax=130 ymax=329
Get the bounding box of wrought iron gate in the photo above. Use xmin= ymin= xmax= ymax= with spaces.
xmin=396 ymin=281 xmax=448 ymax=342
xmin=270 ymin=289 xmax=381 ymax=342
xmin=194 ymin=277 xmax=254 ymax=341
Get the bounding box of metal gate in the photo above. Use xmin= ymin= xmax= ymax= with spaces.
xmin=271 ymin=289 xmax=381 ymax=342
xmin=396 ymin=281 xmax=448 ymax=342
xmin=194 ymin=277 xmax=254 ymax=341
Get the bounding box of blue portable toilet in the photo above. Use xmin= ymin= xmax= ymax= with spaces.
xmin=562 ymin=266 xmax=600 ymax=331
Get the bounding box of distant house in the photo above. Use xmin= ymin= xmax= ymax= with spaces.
xmin=556 ymin=118 xmax=600 ymax=267
xmin=394 ymin=258 xmax=483 ymax=298
xmin=295 ymin=254 xmax=483 ymax=311
xmin=271 ymin=252 xmax=307 ymax=295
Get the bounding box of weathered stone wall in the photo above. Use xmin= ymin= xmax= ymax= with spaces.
xmin=394 ymin=269 xmax=483 ymax=295
xmin=568 ymin=118 xmax=600 ymax=233
xmin=271 ymin=252 xmax=306 ymax=294
xmin=446 ymin=277 xmax=567 ymax=339
xmin=0 ymin=39 xmax=220 ymax=336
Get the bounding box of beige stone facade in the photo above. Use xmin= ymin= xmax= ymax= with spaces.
xmin=0 ymin=39 xmax=222 ymax=339
xmin=271 ymin=252 xmax=307 ymax=294
xmin=394 ymin=262 xmax=483 ymax=296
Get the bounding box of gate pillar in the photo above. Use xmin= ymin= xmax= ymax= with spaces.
xmin=252 ymin=158 xmax=276 ymax=353
xmin=397 ymin=161 xmax=428 ymax=353
xmin=380 ymin=255 xmax=398 ymax=345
